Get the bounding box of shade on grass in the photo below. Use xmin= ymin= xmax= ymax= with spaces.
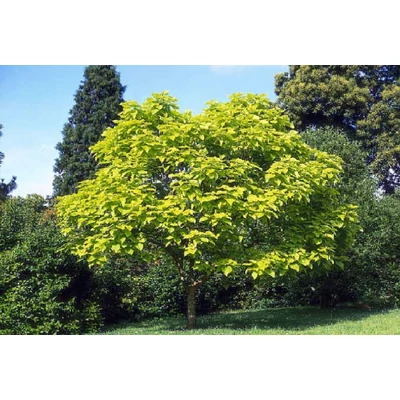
xmin=100 ymin=306 xmax=400 ymax=335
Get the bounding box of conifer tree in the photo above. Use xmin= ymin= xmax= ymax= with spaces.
xmin=53 ymin=66 xmax=126 ymax=196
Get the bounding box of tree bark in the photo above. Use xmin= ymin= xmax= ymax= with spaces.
xmin=186 ymin=285 xmax=197 ymax=330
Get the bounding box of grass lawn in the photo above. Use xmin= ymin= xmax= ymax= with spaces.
xmin=100 ymin=306 xmax=400 ymax=335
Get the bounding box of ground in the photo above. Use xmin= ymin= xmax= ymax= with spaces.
xmin=100 ymin=306 xmax=400 ymax=335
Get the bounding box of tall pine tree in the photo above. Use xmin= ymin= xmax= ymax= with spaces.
xmin=0 ymin=123 xmax=17 ymax=201
xmin=53 ymin=66 xmax=126 ymax=196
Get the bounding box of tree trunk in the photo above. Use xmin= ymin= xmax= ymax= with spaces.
xmin=186 ymin=285 xmax=197 ymax=330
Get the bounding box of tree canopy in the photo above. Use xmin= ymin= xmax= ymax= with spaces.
xmin=300 ymin=126 xmax=374 ymax=204
xmin=53 ymin=66 xmax=126 ymax=197
xmin=0 ymin=123 xmax=17 ymax=201
xmin=275 ymin=65 xmax=400 ymax=193
xmin=56 ymin=92 xmax=358 ymax=328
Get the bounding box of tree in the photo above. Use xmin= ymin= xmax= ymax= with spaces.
xmin=56 ymin=92 xmax=358 ymax=329
xmin=301 ymin=126 xmax=374 ymax=204
xmin=0 ymin=123 xmax=17 ymax=201
xmin=275 ymin=65 xmax=400 ymax=193
xmin=53 ymin=66 xmax=126 ymax=197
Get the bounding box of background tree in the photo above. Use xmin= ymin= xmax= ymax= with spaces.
xmin=57 ymin=92 xmax=358 ymax=329
xmin=275 ymin=66 xmax=400 ymax=193
xmin=0 ymin=123 xmax=17 ymax=201
xmin=301 ymin=126 xmax=374 ymax=205
xmin=53 ymin=66 xmax=126 ymax=197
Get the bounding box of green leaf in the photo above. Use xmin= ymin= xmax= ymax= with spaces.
xmin=247 ymin=194 xmax=258 ymax=202
xmin=111 ymin=244 xmax=121 ymax=252
xmin=290 ymin=264 xmax=300 ymax=272
xmin=223 ymin=266 xmax=233 ymax=276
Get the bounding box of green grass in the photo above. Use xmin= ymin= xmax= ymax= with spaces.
xmin=100 ymin=306 xmax=400 ymax=335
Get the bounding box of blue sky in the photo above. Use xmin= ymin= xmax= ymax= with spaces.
xmin=0 ymin=65 xmax=288 ymax=197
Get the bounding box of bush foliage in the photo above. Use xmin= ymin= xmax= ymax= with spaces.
xmin=0 ymin=197 xmax=102 ymax=334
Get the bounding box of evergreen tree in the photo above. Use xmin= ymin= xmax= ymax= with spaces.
xmin=275 ymin=66 xmax=400 ymax=193
xmin=53 ymin=66 xmax=126 ymax=197
xmin=0 ymin=123 xmax=17 ymax=201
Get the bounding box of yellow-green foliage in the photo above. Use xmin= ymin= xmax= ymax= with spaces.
xmin=57 ymin=92 xmax=358 ymax=281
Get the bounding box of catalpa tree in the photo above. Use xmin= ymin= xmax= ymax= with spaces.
xmin=57 ymin=92 xmax=358 ymax=328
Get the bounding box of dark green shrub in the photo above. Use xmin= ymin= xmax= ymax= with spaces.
xmin=0 ymin=196 xmax=102 ymax=334
xmin=198 ymin=268 xmax=266 ymax=311
xmin=91 ymin=259 xmax=146 ymax=323
xmin=132 ymin=260 xmax=186 ymax=318
xmin=0 ymin=220 xmax=102 ymax=334
xmin=88 ymin=258 xmax=187 ymax=323
xmin=349 ymin=195 xmax=400 ymax=306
